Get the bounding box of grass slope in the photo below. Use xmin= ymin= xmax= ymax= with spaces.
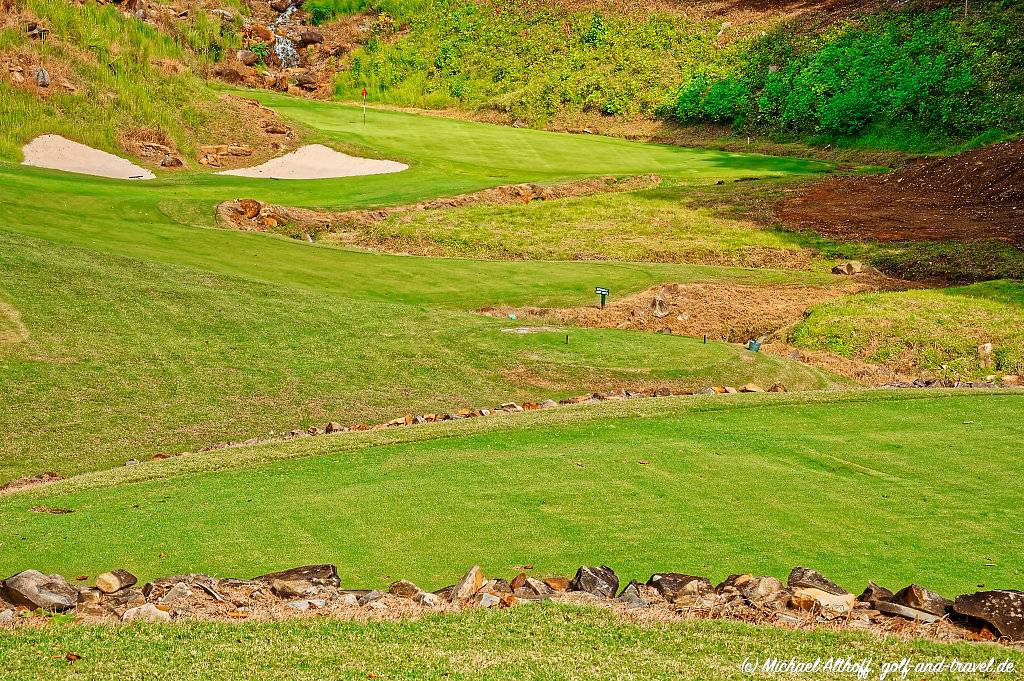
xmin=1 ymin=0 xmax=250 ymax=161
xmin=2 ymin=607 xmax=1021 ymax=680
xmin=793 ymin=281 xmax=1024 ymax=378
xmin=0 ymin=96 xmax=836 ymax=481
xmin=4 ymin=391 xmax=1022 ymax=595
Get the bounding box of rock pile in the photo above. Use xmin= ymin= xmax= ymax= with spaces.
xmin=2 ymin=564 xmax=1020 ymax=645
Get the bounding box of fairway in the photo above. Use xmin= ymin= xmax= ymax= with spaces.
xmin=4 ymin=391 xmax=1021 ymax=596
xmin=0 ymin=97 xmax=838 ymax=482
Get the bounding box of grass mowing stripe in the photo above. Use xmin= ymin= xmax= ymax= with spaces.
xmin=2 ymin=392 xmax=1021 ymax=594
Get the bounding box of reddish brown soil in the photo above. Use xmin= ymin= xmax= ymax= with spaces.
xmin=778 ymin=139 xmax=1024 ymax=245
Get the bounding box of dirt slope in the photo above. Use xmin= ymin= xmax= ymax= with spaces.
xmin=778 ymin=139 xmax=1024 ymax=245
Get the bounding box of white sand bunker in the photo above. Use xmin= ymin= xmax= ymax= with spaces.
xmin=217 ymin=144 xmax=408 ymax=180
xmin=22 ymin=135 xmax=155 ymax=180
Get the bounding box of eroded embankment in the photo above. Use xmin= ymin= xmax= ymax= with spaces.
xmin=481 ymin=278 xmax=929 ymax=385
xmin=216 ymin=174 xmax=661 ymax=242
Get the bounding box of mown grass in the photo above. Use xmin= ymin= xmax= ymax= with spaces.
xmin=0 ymin=96 xmax=838 ymax=482
xmin=3 ymin=391 xmax=1022 ymax=595
xmin=792 ymin=281 xmax=1024 ymax=378
xmin=2 ymin=606 xmax=1022 ymax=680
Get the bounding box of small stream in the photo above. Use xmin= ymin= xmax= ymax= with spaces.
xmin=271 ymin=6 xmax=300 ymax=68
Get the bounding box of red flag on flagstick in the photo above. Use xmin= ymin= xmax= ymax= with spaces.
xmin=361 ymin=87 xmax=367 ymax=124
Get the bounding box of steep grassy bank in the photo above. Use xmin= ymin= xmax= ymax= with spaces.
xmin=793 ymin=281 xmax=1024 ymax=378
xmin=331 ymin=0 xmax=1024 ymax=151
xmin=0 ymin=0 xmax=256 ymax=161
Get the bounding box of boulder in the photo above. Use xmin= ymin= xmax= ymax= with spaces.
xmin=269 ymin=0 xmax=291 ymax=11
xmin=647 ymin=573 xmax=713 ymax=602
xmin=251 ymin=24 xmax=274 ymax=42
xmin=484 ymin=579 xmax=511 ymax=594
xmin=415 ymin=591 xmax=440 ymax=607
xmin=122 ymin=603 xmax=171 ymax=623
xmin=569 ymin=566 xmax=618 ymax=598
xmin=211 ymin=9 xmax=234 ymax=21
xmin=787 ymin=567 xmax=848 ymax=596
xmin=792 ymin=588 xmax=855 ymax=617
xmin=831 ymin=261 xmax=863 ymax=276
xmin=297 ymin=30 xmax=324 ymax=48
xmin=650 ymin=295 xmax=670 ymax=318
xmin=34 ymin=67 xmax=50 ymax=87
xmin=387 ymin=580 xmax=420 ymax=598
xmin=509 ymin=572 xmax=527 ymax=591
xmin=237 ymin=199 xmax=262 ymax=219
xmin=739 ymin=384 xmax=765 ymax=393
xmin=255 ymin=565 xmax=339 ymax=588
xmin=522 ymin=577 xmax=551 ymax=596
xmin=2 ymin=570 xmax=77 ymax=612
xmin=542 ymin=577 xmax=570 ymax=592
xmin=740 ymin=576 xmax=784 ymax=602
xmin=616 ymin=580 xmax=646 ymax=608
xmin=451 ymin=566 xmax=484 ymax=601
xmin=715 ymin=574 xmax=753 ymax=593
xmin=159 ymin=582 xmax=193 ymax=605
xmin=953 ymin=590 xmax=1024 ymax=640
xmin=478 ymin=592 xmax=501 ymax=608
xmin=857 ymin=581 xmax=893 ymax=605
xmin=264 ymin=123 xmax=289 ymax=135
xmin=271 ymin=579 xmax=316 ymax=598
xmin=890 ymin=584 xmax=951 ymax=617
xmin=236 ymin=49 xmax=259 ymax=66
xmin=325 ymin=421 xmax=345 ymax=434
xmin=358 ymin=590 xmax=383 ymax=606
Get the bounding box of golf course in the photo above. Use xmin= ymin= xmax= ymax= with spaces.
xmin=2 ymin=0 xmax=1024 ymax=677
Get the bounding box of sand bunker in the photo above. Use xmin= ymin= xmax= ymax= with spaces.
xmin=217 ymin=144 xmax=408 ymax=180
xmin=21 ymin=135 xmax=155 ymax=180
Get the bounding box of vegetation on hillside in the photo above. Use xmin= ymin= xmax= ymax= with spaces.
xmin=332 ymin=0 xmax=1024 ymax=150
xmin=793 ymin=280 xmax=1024 ymax=378
xmin=674 ymin=3 xmax=1024 ymax=149
xmin=0 ymin=0 xmax=247 ymax=160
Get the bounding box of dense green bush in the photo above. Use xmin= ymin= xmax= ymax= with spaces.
xmin=674 ymin=4 xmax=1024 ymax=146
xmin=329 ymin=0 xmax=1023 ymax=149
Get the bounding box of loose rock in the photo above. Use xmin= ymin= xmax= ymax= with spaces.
xmin=792 ymin=588 xmax=855 ymax=617
xmin=954 ymin=590 xmax=1024 ymax=641
xmin=787 ymin=567 xmax=848 ymax=596
xmin=3 ymin=570 xmax=77 ymax=612
xmin=122 ymin=603 xmax=171 ymax=623
xmin=647 ymin=573 xmax=713 ymax=602
xmin=451 ymin=566 xmax=484 ymax=601
xmin=890 ymin=584 xmax=951 ymax=617
xmin=96 ymin=569 xmax=137 ymax=594
xmin=569 ymin=566 xmax=618 ymax=598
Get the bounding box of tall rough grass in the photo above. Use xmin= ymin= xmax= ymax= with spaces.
xmin=0 ymin=0 xmax=243 ymax=161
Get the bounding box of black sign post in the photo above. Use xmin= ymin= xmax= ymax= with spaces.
xmin=595 ymin=287 xmax=609 ymax=308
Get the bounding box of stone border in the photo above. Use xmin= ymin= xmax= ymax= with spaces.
xmin=2 ymin=564 xmax=1020 ymax=648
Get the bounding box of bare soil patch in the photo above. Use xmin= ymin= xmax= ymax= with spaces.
xmin=778 ymin=139 xmax=1024 ymax=246
xmin=483 ymin=280 xmax=890 ymax=344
